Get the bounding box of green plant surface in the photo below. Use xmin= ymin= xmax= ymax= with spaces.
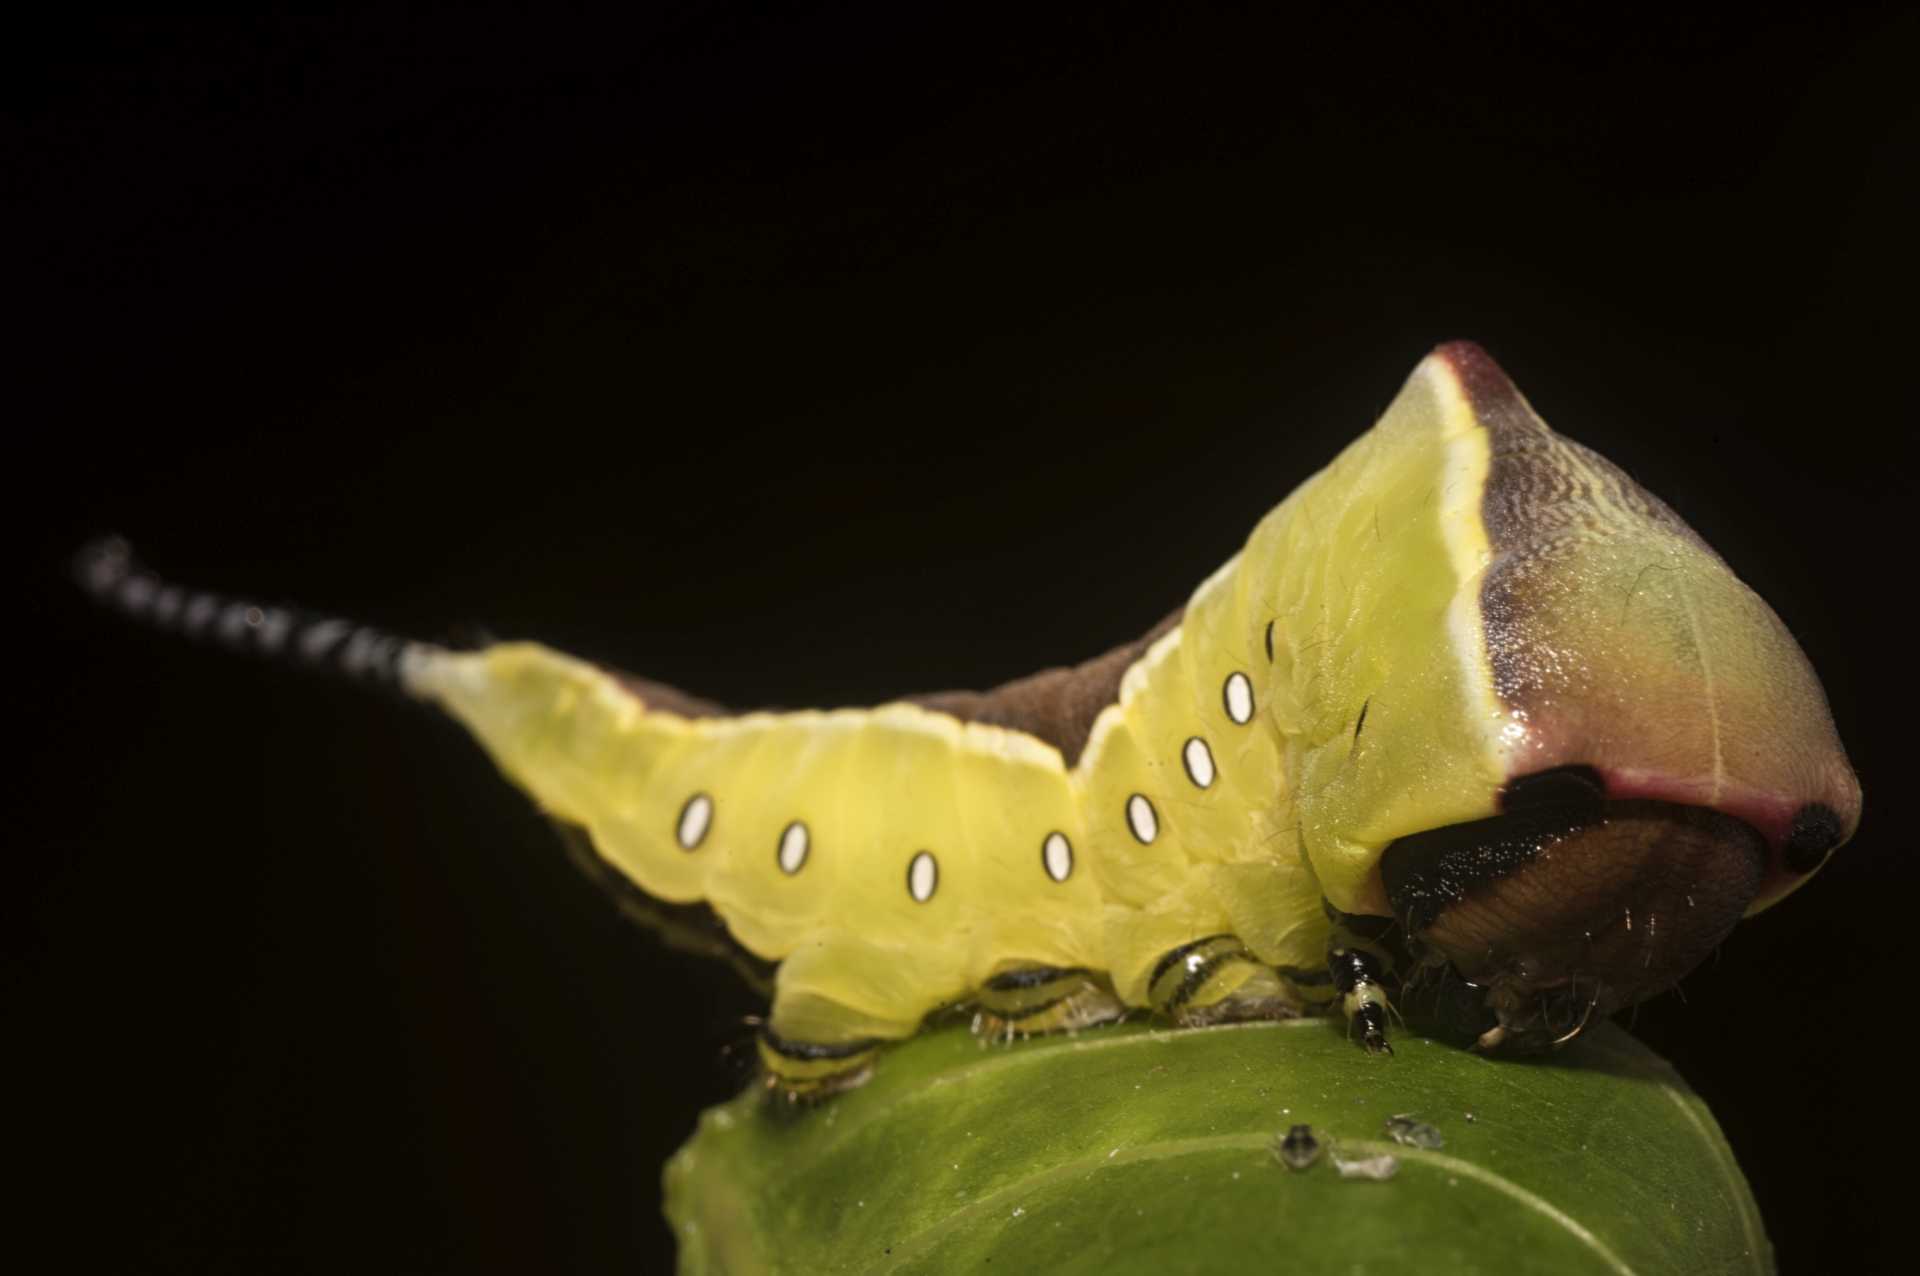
xmin=664 ymin=1017 xmax=1769 ymax=1275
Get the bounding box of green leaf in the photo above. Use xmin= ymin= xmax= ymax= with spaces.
xmin=664 ymin=1018 xmax=1770 ymax=1275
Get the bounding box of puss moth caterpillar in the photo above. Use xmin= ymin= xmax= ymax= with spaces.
xmin=80 ymin=342 xmax=1860 ymax=1098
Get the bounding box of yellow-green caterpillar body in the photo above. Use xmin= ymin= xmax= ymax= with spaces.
xmin=82 ymin=342 xmax=1861 ymax=1096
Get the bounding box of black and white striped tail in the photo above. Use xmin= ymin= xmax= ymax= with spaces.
xmin=74 ymin=537 xmax=439 ymax=692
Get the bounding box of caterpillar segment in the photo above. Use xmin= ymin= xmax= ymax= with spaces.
xmin=81 ymin=341 xmax=1862 ymax=1098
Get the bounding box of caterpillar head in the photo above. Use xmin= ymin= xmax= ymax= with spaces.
xmin=1380 ymin=770 xmax=1826 ymax=1052
xmin=1300 ymin=343 xmax=1861 ymax=1050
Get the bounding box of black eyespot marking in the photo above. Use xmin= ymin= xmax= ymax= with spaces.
xmin=1782 ymin=803 xmax=1844 ymax=873
xmin=1499 ymin=764 xmax=1605 ymax=814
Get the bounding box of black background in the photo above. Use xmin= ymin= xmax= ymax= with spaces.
xmin=14 ymin=5 xmax=1917 ymax=1271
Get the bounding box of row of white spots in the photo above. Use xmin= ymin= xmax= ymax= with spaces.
xmin=667 ymin=669 xmax=1255 ymax=895
xmin=672 ymin=791 xmax=1077 ymax=901
xmin=1128 ymin=668 xmax=1255 ymax=844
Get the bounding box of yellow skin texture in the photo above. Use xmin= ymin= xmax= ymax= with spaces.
xmin=404 ymin=346 xmax=1858 ymax=1051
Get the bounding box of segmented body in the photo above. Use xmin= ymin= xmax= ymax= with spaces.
xmin=80 ymin=341 xmax=1861 ymax=1096
xmin=399 ymin=345 xmax=1506 ymax=1086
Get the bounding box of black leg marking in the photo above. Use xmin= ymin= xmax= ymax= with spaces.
xmin=1148 ymin=934 xmax=1244 ymax=1012
xmin=1146 ymin=936 xmax=1306 ymax=1025
xmin=1271 ymin=964 xmax=1334 ymax=988
xmin=974 ymin=964 xmax=1126 ymax=1040
xmin=1329 ymin=944 xmax=1394 ymax=1053
xmin=756 ymin=1025 xmax=885 ymax=1101
xmin=757 ymin=1026 xmax=884 ymax=1063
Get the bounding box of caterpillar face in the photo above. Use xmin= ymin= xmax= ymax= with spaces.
xmin=1383 ymin=783 xmax=1768 ymax=1049
xmin=1353 ymin=344 xmax=1862 ymax=1049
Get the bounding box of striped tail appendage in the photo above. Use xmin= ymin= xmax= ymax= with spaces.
xmin=74 ymin=537 xmax=802 ymax=1071
xmin=74 ymin=537 xmax=442 ymax=691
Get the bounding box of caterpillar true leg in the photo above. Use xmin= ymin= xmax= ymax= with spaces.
xmin=1322 ymin=909 xmax=1406 ymax=1053
xmin=1328 ymin=945 xmax=1395 ymax=1053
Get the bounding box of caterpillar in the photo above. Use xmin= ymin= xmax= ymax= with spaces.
xmin=78 ymin=341 xmax=1860 ymax=1099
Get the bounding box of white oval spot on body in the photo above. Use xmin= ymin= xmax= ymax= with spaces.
xmin=1223 ymin=671 xmax=1255 ymax=724
xmin=908 ymin=850 xmax=939 ymax=902
xmin=778 ymin=820 xmax=810 ymax=874
xmin=1182 ymin=737 xmax=1216 ymax=789
xmin=1042 ymin=831 xmax=1074 ymax=882
xmin=1126 ymin=794 xmax=1158 ymax=844
xmin=676 ymin=793 xmax=714 ymax=850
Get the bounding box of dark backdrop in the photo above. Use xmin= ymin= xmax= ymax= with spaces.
xmin=14 ymin=6 xmax=1916 ymax=1271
